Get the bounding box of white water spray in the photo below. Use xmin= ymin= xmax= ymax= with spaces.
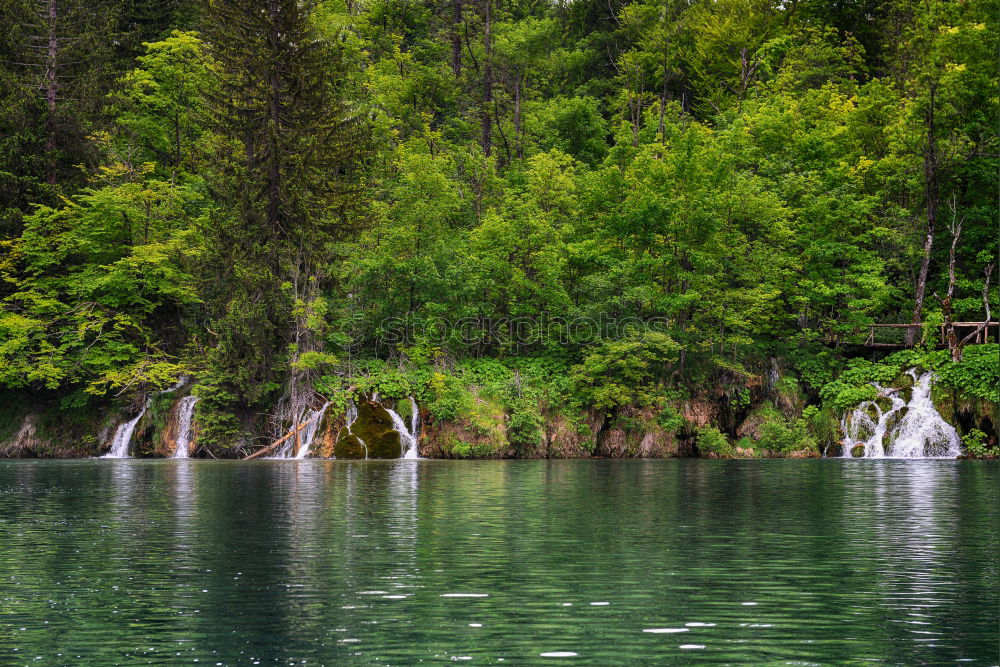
xmin=102 ymin=397 xmax=153 ymax=458
xmin=841 ymin=369 xmax=961 ymax=459
xmin=102 ymin=378 xmax=187 ymax=458
xmin=409 ymin=396 xmax=420 ymax=444
xmin=273 ymin=402 xmax=330 ymax=459
xmin=346 ymin=399 xmax=358 ymax=427
xmin=889 ymin=371 xmax=961 ymax=458
xmin=294 ymin=403 xmax=330 ymax=459
xmin=385 ymin=398 xmax=420 ymax=460
xmin=172 ymin=396 xmax=199 ymax=459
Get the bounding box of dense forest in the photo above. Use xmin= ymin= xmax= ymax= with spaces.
xmin=0 ymin=0 xmax=996 ymax=458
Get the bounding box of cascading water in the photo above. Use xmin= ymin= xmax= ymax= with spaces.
xmin=841 ymin=369 xmax=961 ymax=459
xmin=840 ymin=385 xmax=906 ymax=458
xmin=346 ymin=399 xmax=358 ymax=428
xmin=102 ymin=397 xmax=153 ymax=458
xmin=273 ymin=402 xmax=330 ymax=459
xmin=294 ymin=403 xmax=330 ymax=459
xmin=172 ymin=396 xmax=199 ymax=459
xmin=385 ymin=397 xmax=420 ymax=460
xmin=409 ymin=396 xmax=419 ymax=445
xmin=890 ymin=371 xmax=961 ymax=458
xmin=102 ymin=378 xmax=187 ymax=459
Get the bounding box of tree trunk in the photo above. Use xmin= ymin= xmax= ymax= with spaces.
xmin=451 ymin=0 xmax=462 ymax=77
xmin=266 ymin=0 xmax=282 ymax=233
xmin=480 ymin=0 xmax=492 ymax=157
xmin=959 ymin=262 xmax=995 ymax=347
xmin=940 ymin=223 xmax=960 ymax=361
xmin=514 ymin=75 xmax=523 ymax=159
xmin=908 ymin=85 xmax=938 ymax=345
xmin=45 ymin=0 xmax=58 ymax=186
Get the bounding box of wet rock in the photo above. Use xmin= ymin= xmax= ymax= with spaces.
xmin=850 ymin=444 xmax=865 ymax=458
xmin=334 ymin=427 xmax=367 ymax=459
xmin=334 ymin=400 xmax=402 ymax=459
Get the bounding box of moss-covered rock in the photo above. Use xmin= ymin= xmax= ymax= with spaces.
xmin=333 ymin=400 xmax=401 ymax=459
xmin=850 ymin=444 xmax=865 ymax=458
xmin=334 ymin=428 xmax=368 ymax=459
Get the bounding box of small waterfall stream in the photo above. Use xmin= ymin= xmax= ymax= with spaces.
xmin=101 ymin=397 xmax=153 ymax=458
xmin=102 ymin=378 xmax=187 ymax=459
xmin=385 ymin=397 xmax=420 ymax=460
xmin=841 ymin=369 xmax=961 ymax=459
xmin=172 ymin=396 xmax=199 ymax=459
xmin=273 ymin=402 xmax=330 ymax=459
xmin=294 ymin=403 xmax=330 ymax=459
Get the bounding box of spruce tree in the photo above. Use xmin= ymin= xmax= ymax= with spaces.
xmin=199 ymin=0 xmax=368 ymax=450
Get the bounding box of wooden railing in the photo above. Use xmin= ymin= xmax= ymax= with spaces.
xmin=863 ymin=322 xmax=999 ymax=348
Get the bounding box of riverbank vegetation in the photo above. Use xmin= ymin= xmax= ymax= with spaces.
xmin=0 ymin=0 xmax=996 ymax=458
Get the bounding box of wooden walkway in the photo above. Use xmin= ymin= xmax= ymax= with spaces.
xmin=861 ymin=322 xmax=999 ymax=348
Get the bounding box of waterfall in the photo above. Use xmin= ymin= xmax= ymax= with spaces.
xmin=172 ymin=396 xmax=199 ymax=459
xmin=295 ymin=403 xmax=330 ymax=459
xmin=101 ymin=397 xmax=153 ymax=458
xmin=409 ymin=396 xmax=420 ymax=444
xmin=889 ymin=371 xmax=961 ymax=458
xmin=841 ymin=369 xmax=961 ymax=459
xmin=840 ymin=385 xmax=906 ymax=458
xmin=346 ymin=399 xmax=358 ymax=427
xmin=102 ymin=378 xmax=187 ymax=458
xmin=385 ymin=397 xmax=420 ymax=460
xmin=273 ymin=402 xmax=330 ymax=459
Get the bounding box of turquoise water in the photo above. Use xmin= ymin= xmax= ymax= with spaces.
xmin=0 ymin=459 xmax=996 ymax=665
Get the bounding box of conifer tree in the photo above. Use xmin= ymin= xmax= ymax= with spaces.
xmin=198 ymin=0 xmax=367 ymax=448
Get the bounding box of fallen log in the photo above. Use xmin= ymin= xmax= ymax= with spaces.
xmin=243 ymin=415 xmax=320 ymax=460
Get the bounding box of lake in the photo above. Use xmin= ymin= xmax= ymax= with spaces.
xmin=0 ymin=459 xmax=996 ymax=665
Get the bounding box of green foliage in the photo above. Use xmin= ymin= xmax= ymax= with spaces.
xmin=0 ymin=178 xmax=205 ymax=395
xmin=426 ymin=372 xmax=474 ymax=423
xmin=696 ymin=426 xmax=732 ymax=457
xmin=961 ymin=429 xmax=994 ymax=458
xmin=936 ymin=345 xmax=1000 ymax=404
xmin=656 ymin=402 xmax=685 ymax=433
xmin=758 ymin=415 xmax=817 ymax=454
xmin=569 ymin=331 xmax=681 ymax=413
xmin=1 ymin=0 xmax=997 ymax=457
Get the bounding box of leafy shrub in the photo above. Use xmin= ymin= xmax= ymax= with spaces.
xmin=505 ymin=399 xmax=544 ymax=455
xmin=962 ymin=429 xmax=995 ymax=458
xmin=569 ymin=330 xmax=681 ymax=412
xmin=820 ymin=381 xmax=878 ymax=410
xmin=936 ymin=344 xmax=999 ymax=403
xmin=757 ymin=406 xmax=818 ymax=454
xmin=735 ymin=436 xmax=757 ymax=456
xmin=696 ymin=425 xmax=732 ymax=457
xmin=657 ymin=403 xmax=685 ymax=432
xmin=790 ymin=347 xmax=840 ymax=391
xmin=427 ymin=372 xmax=474 ymax=422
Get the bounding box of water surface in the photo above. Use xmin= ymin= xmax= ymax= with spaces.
xmin=0 ymin=459 xmax=996 ymax=665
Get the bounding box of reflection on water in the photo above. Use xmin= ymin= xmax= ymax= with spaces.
xmin=0 ymin=459 xmax=996 ymax=664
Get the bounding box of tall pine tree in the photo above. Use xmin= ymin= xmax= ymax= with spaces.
xmin=197 ymin=0 xmax=368 ymax=450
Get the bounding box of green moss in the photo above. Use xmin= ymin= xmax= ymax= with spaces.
xmin=334 ymin=428 xmax=367 ymax=459
xmin=395 ymin=397 xmax=413 ymax=422
xmin=337 ymin=401 xmax=401 ymax=459
xmin=931 ymin=384 xmax=957 ymax=425
xmin=808 ymin=405 xmax=840 ymax=446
